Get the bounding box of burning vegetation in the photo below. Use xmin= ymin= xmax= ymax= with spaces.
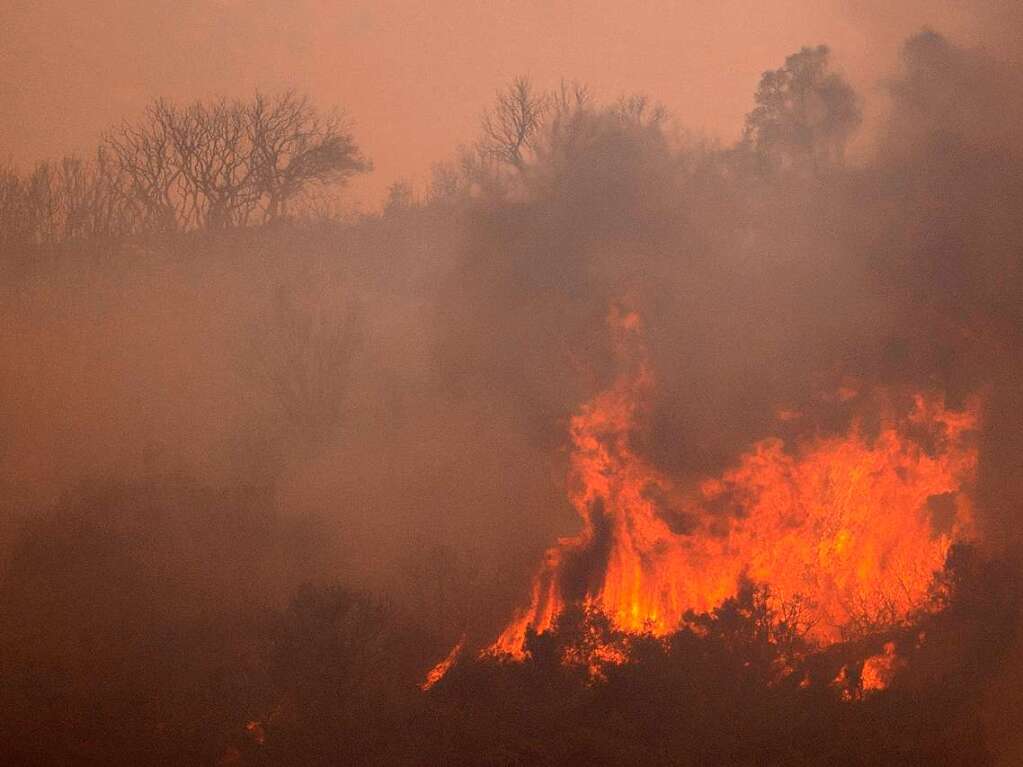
xmin=3 ymin=23 xmax=1023 ymax=767
xmin=488 ymin=309 xmax=979 ymax=669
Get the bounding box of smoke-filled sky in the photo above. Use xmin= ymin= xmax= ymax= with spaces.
xmin=3 ymin=0 xmax=1020 ymax=206
xmin=6 ymin=4 xmax=1023 ymax=761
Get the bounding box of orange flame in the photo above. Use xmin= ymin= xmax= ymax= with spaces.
xmin=492 ymin=310 xmax=978 ymax=658
xmin=861 ymin=641 xmax=902 ymax=692
xmin=420 ymin=635 xmax=466 ymax=691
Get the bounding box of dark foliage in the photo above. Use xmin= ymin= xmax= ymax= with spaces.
xmin=414 ymin=550 xmax=1020 ymax=767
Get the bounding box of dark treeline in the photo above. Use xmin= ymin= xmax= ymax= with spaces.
xmin=4 ymin=29 xmax=1023 ymax=765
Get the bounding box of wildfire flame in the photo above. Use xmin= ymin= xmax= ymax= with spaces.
xmin=861 ymin=641 xmax=902 ymax=692
xmin=420 ymin=635 xmax=465 ymax=691
xmin=491 ymin=309 xmax=979 ymax=659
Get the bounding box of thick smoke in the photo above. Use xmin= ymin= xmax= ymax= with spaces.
xmin=3 ymin=19 xmax=1023 ymax=764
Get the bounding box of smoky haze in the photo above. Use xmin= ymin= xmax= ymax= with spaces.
xmin=3 ymin=3 xmax=1023 ymax=765
xmin=3 ymin=0 xmax=1022 ymax=205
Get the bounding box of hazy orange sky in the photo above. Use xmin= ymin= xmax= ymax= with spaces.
xmin=2 ymin=1 xmax=1019 ymax=207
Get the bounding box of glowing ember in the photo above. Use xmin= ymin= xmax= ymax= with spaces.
xmin=491 ymin=309 xmax=979 ymax=659
xmin=245 ymin=720 xmax=266 ymax=745
xmin=861 ymin=641 xmax=902 ymax=692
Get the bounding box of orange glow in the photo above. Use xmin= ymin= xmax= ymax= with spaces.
xmin=861 ymin=641 xmax=902 ymax=692
xmin=491 ymin=310 xmax=979 ymax=659
xmin=245 ymin=720 xmax=266 ymax=745
xmin=420 ymin=635 xmax=465 ymax=691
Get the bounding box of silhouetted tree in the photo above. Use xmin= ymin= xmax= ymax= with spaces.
xmin=246 ymin=90 xmax=370 ymax=223
xmin=104 ymin=91 xmax=369 ymax=232
xmin=427 ymin=160 xmax=467 ymax=203
xmin=480 ymin=77 xmax=548 ymax=171
xmin=743 ymin=45 xmax=860 ymax=175
xmin=0 ymin=163 xmax=29 ymax=249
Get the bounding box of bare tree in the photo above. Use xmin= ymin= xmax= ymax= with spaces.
xmin=460 ymin=77 xmax=591 ymax=200
xmin=157 ymin=98 xmax=256 ymax=229
xmin=0 ymin=152 xmax=138 ymax=251
xmin=247 ymin=91 xmax=370 ymax=223
xmin=103 ymin=91 xmax=369 ymax=232
xmin=479 ymin=77 xmax=548 ymax=170
xmin=531 ymin=80 xmax=596 ymax=166
xmin=0 ymin=162 xmax=31 ymax=249
xmin=612 ymin=93 xmax=667 ymax=128
xmin=89 ymin=146 xmax=138 ymax=240
xmin=0 ymin=91 xmax=368 ymax=251
xmin=105 ymin=102 xmax=185 ymax=232
xmin=456 ymin=142 xmax=507 ymax=199
xmin=427 ymin=160 xmax=466 ymax=204
xmin=23 ymin=162 xmax=60 ymax=244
